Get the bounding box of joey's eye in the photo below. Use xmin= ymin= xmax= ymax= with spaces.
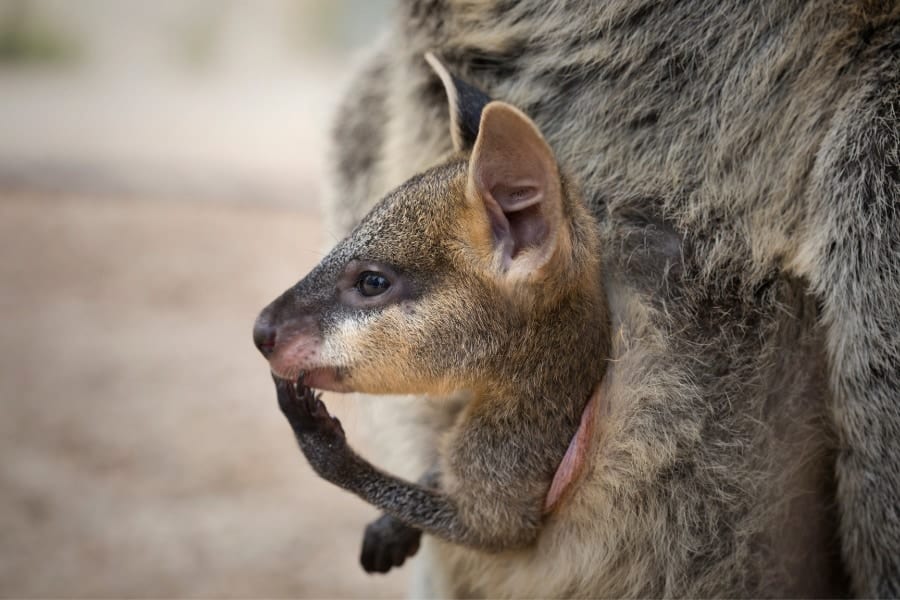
xmin=356 ymin=271 xmax=391 ymax=297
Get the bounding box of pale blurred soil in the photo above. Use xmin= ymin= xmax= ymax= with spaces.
xmin=0 ymin=3 xmax=407 ymax=595
xmin=0 ymin=192 xmax=408 ymax=597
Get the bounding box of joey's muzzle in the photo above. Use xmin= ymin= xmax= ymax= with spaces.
xmin=253 ymin=286 xmax=311 ymax=360
xmin=253 ymin=316 xmax=277 ymax=358
xmin=253 ymin=295 xmax=335 ymax=385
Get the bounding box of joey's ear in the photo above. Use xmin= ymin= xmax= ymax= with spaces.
xmin=425 ymin=52 xmax=491 ymax=152
xmin=467 ymin=101 xmax=567 ymax=279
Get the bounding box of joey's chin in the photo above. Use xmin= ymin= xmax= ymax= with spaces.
xmin=269 ymin=365 xmax=350 ymax=393
xmin=304 ymin=367 xmax=352 ymax=392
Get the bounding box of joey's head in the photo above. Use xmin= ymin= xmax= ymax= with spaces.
xmin=254 ymin=54 xmax=604 ymax=395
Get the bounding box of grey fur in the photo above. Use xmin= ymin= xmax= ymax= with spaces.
xmin=325 ymin=0 xmax=900 ymax=596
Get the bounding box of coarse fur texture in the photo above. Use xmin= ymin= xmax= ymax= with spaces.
xmin=321 ymin=0 xmax=900 ymax=597
xmin=258 ymin=101 xmax=612 ymax=554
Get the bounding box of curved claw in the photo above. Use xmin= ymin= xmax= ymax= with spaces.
xmin=274 ymin=370 xmax=345 ymax=443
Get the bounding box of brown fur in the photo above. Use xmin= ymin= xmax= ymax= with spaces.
xmin=257 ymin=102 xmax=612 ymax=554
xmin=319 ymin=0 xmax=899 ymax=596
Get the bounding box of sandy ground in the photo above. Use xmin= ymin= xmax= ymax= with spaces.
xmin=0 ymin=192 xmax=409 ymax=597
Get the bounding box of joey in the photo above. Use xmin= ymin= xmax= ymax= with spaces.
xmin=254 ymin=56 xmax=609 ymax=560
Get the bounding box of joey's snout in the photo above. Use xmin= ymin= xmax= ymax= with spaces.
xmin=252 ymin=316 xmax=277 ymax=358
xmin=253 ymin=297 xmax=344 ymax=389
xmin=253 ymin=303 xmax=318 ymax=366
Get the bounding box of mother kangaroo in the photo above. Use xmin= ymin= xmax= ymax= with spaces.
xmin=320 ymin=1 xmax=900 ymax=596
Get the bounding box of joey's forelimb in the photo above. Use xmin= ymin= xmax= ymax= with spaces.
xmin=274 ymin=375 xmax=519 ymax=552
xmin=360 ymin=467 xmax=443 ymax=573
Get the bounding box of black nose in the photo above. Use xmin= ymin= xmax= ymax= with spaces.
xmin=253 ymin=318 xmax=277 ymax=358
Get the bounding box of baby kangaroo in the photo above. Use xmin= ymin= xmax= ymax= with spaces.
xmin=253 ymin=56 xmax=609 ymax=564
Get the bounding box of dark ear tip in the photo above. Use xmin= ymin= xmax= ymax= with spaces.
xmin=424 ymin=50 xmax=492 ymax=152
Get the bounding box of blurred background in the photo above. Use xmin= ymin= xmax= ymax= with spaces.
xmin=0 ymin=1 xmax=411 ymax=597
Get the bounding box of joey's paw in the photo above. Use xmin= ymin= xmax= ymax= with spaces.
xmin=360 ymin=514 xmax=422 ymax=574
xmin=273 ymin=373 xmax=345 ymax=442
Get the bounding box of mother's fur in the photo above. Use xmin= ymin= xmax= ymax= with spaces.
xmin=326 ymin=1 xmax=900 ymax=596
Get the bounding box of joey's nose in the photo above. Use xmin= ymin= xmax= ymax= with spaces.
xmin=253 ymin=319 xmax=277 ymax=358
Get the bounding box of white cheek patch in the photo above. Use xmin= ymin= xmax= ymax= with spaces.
xmin=321 ymin=313 xmax=376 ymax=364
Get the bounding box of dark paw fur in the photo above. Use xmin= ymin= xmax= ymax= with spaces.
xmin=360 ymin=513 xmax=422 ymax=574
xmin=273 ymin=373 xmax=345 ymax=442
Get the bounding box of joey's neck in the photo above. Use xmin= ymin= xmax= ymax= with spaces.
xmin=482 ymin=289 xmax=609 ymax=424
